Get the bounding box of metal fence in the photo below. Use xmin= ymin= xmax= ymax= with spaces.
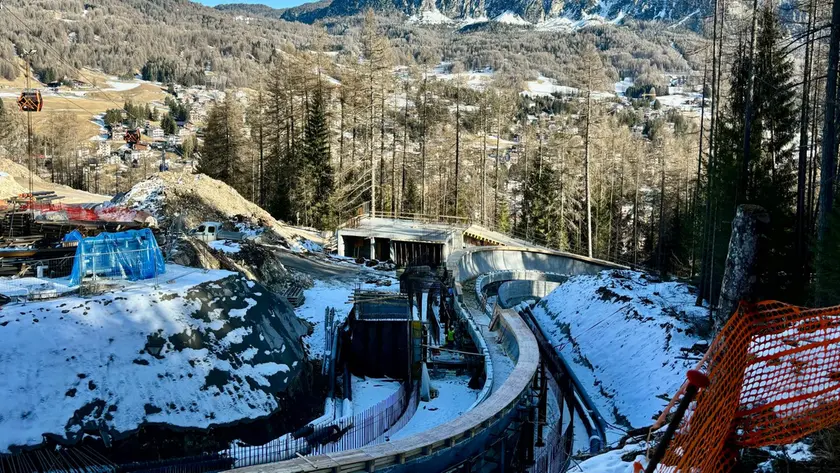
xmin=225 ymin=381 xmax=420 ymax=469
xmin=531 ymin=414 xmax=574 ymax=473
xmin=0 ymin=248 xmax=163 ymax=301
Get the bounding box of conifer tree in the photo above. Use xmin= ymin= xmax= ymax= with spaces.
xmin=198 ymin=98 xmax=250 ymax=196
xmin=302 ymin=87 xmax=335 ymax=229
xmin=699 ymin=5 xmax=798 ymax=302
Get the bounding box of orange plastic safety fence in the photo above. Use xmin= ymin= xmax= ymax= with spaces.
xmin=656 ymin=300 xmax=840 ymax=473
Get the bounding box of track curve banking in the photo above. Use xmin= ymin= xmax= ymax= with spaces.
xmin=233 ymin=246 xmax=622 ymax=473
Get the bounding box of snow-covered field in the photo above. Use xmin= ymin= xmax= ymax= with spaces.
xmin=428 ymin=63 xmax=494 ymax=91
xmin=522 ymin=76 xmax=579 ymax=97
xmin=103 ymin=80 xmax=141 ymax=92
xmin=389 ymin=373 xmax=479 ymax=440
xmin=494 ymin=11 xmax=530 ymax=26
xmin=531 ymin=270 xmax=707 ymax=442
xmin=407 ymin=7 xmax=454 ymax=25
xmin=351 ymin=376 xmax=401 ymax=414
xmin=0 ymin=265 xmax=309 ymax=453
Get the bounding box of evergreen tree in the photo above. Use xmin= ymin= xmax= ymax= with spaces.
xmin=198 ymin=98 xmax=249 ymax=195
xmin=161 ymin=114 xmax=177 ymax=135
xmin=700 ymin=6 xmax=799 ymax=303
xmin=520 ymin=163 xmax=561 ymax=247
xmin=301 ymin=87 xmax=334 ymax=229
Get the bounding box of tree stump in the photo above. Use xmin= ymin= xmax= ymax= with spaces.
xmin=715 ymin=204 xmax=770 ymax=331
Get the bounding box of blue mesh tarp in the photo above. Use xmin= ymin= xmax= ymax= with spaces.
xmin=66 ymin=228 xmax=165 ymax=286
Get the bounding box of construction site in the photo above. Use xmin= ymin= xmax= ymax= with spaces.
xmin=0 ymin=152 xmax=835 ymax=473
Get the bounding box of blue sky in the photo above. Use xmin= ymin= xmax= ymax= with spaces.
xmin=194 ymin=0 xmax=309 ymax=9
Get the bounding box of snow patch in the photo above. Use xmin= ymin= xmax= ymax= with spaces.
xmin=493 ymin=11 xmax=531 ymax=26
xmin=407 ymin=7 xmax=454 ymax=25
xmin=209 ymin=240 xmax=241 ymax=254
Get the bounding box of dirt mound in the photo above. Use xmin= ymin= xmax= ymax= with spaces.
xmin=0 ymin=158 xmax=110 ymax=204
xmin=0 ymin=172 xmax=26 ymax=199
xmin=120 ymin=172 xmax=324 ymax=246
xmin=0 ymin=158 xmax=45 ymax=184
xmin=169 ymin=237 xmax=310 ymax=293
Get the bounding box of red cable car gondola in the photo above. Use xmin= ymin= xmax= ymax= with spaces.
xmin=124 ymin=128 xmax=141 ymax=145
xmin=17 ymin=89 xmax=43 ymax=112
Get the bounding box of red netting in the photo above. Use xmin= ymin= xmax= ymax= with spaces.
xmin=656 ymin=301 xmax=840 ymax=473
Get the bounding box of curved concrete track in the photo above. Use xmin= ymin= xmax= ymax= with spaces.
xmin=233 ymin=246 xmax=622 ymax=473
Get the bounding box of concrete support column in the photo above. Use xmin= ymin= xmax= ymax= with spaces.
xmin=337 ymin=232 xmax=345 ymax=257
xmin=421 ymin=290 xmax=429 ymax=322
xmin=389 ymin=241 xmax=396 ymax=262
xmin=369 ymin=237 xmax=376 ymax=260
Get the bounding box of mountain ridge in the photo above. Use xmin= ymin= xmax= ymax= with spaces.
xmin=217 ymin=0 xmax=712 ymax=28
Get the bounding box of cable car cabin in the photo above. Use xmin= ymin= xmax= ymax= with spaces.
xmin=17 ymin=89 xmax=43 ymax=112
xmin=124 ymin=129 xmax=141 ymax=146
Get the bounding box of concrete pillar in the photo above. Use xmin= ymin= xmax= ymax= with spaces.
xmin=389 ymin=241 xmax=396 ymax=262
xmin=336 ymin=232 xmax=345 ymax=257
xmin=421 ymin=290 xmax=429 ymax=322
xmin=369 ymin=237 xmax=376 ymax=260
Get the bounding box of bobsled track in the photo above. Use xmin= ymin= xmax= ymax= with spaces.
xmin=234 ymin=245 xmax=625 ymax=473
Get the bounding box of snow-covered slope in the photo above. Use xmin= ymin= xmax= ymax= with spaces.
xmin=0 ymin=265 xmax=310 ymax=452
xmin=407 ymin=6 xmax=455 ymax=24
xmin=531 ymin=270 xmax=708 ymax=441
xmin=493 ymin=11 xmax=530 ymax=25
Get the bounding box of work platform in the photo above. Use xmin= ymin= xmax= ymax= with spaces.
xmin=336 ymin=216 xmax=527 ymax=267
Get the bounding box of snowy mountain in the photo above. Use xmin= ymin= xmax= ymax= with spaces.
xmin=271 ymin=0 xmax=714 ymax=28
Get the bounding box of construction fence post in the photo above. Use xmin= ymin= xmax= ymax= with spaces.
xmin=644 ymin=370 xmax=710 ymax=473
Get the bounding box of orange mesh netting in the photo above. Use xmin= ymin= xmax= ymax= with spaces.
xmin=655 ymin=300 xmax=840 ymax=473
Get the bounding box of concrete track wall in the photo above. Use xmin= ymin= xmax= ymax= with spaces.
xmin=498 ymin=280 xmax=563 ymax=308
xmin=238 ymin=247 xmax=622 ymax=473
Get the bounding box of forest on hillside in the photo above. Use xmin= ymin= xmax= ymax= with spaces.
xmin=2 ymin=0 xmax=840 ymax=313
xmin=0 ymin=0 xmax=698 ymax=88
xmin=192 ymin=0 xmax=840 ymax=314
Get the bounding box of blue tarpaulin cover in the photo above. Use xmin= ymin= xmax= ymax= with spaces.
xmin=66 ymin=228 xmax=165 ymax=286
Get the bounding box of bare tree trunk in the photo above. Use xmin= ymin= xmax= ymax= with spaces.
xmin=738 ymin=0 xmax=760 ymax=204
xmin=495 ymin=100 xmax=502 ymax=226
xmin=402 ymin=78 xmax=408 ymax=215
xmin=633 ymin=154 xmax=640 ymax=266
xmin=339 ymin=95 xmax=345 ymax=174
xmin=391 ymin=86 xmax=397 ymax=216
xmin=584 ymin=71 xmax=593 ymax=258
xmin=481 ymin=93 xmax=487 ymax=226
xmin=692 ymin=59 xmax=709 ymax=278
xmin=818 ymin=0 xmax=840 ymax=243
xmin=796 ymin=0 xmax=814 ymax=286
xmin=698 ymin=0 xmax=724 ymax=305
xmin=454 ymin=89 xmax=461 ymax=216
xmin=421 ymin=73 xmax=428 ymax=214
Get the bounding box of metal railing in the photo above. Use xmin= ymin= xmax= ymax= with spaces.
xmin=224 ymin=382 xmax=419 ymax=469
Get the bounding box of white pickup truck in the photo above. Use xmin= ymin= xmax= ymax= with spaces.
xmin=190 ymin=222 xmax=246 ymax=242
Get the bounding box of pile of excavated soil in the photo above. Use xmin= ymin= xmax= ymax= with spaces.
xmin=169 ymin=237 xmax=310 ymax=294
xmin=0 ymin=265 xmax=312 ymax=453
xmin=0 ymin=172 xmax=26 ymax=199
xmin=119 ymin=172 xmax=324 ymax=246
xmin=0 ymin=158 xmax=110 ymax=204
